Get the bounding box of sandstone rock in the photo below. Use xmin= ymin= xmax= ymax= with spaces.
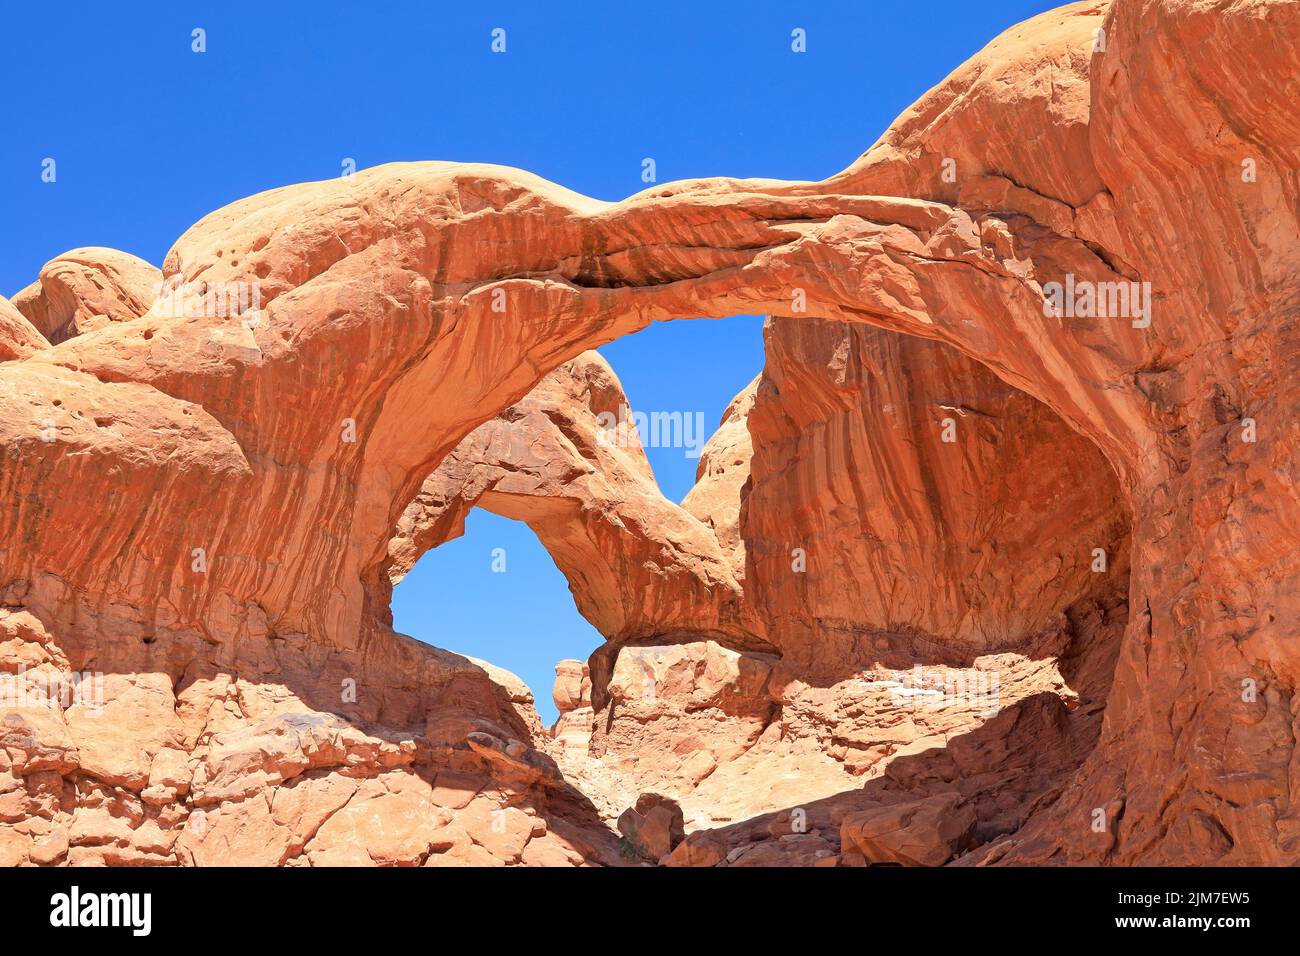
xmin=0 ymin=0 xmax=1295 ymax=867
xmin=550 ymin=660 xmax=594 ymax=753
xmin=615 ymin=807 xmax=649 ymax=859
xmin=747 ymin=316 xmax=1128 ymax=660
xmin=520 ymin=834 xmax=583 ymax=867
xmin=429 ymin=770 xmax=485 ymax=810
xmin=566 ymin=640 xmax=779 ymax=825
xmin=638 ymin=809 xmax=681 ymax=861
xmin=11 ymin=247 xmax=160 ymax=344
xmin=662 ymin=830 xmax=725 ymax=868
xmin=552 ymin=660 xmax=590 ymax=714
xmin=301 ymin=773 xmax=442 ymax=867
xmin=633 ymin=794 xmax=685 ymax=860
xmin=840 ymin=794 xmax=977 ymax=867
xmin=65 ymin=673 xmax=182 ymax=791
xmin=0 ymin=295 xmax=47 ymax=361
xmin=426 ymin=836 xmax=501 ymax=868
xmin=387 ymin=351 xmax=751 ymax=644
xmin=456 ymin=797 xmax=534 ymax=864
xmin=614 ymin=796 xmax=685 ymax=862
xmin=680 ymin=378 xmax=757 ymax=576
xmin=465 ymin=731 xmax=563 ymax=790
xmin=738 ymin=837 xmax=838 ymax=868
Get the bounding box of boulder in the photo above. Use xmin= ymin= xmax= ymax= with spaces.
xmin=840 ymin=794 xmax=977 ymax=867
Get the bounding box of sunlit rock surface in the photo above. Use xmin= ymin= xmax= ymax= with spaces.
xmin=2 ymin=0 xmax=1296 ymax=865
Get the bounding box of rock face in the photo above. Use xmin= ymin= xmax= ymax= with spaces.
xmin=2 ymin=0 xmax=1297 ymax=865
xmin=840 ymin=794 xmax=976 ymax=867
xmin=11 ymin=248 xmax=161 ymax=344
xmin=401 ymin=311 xmax=1127 ymax=844
xmin=0 ymin=603 xmax=617 ymax=867
xmin=748 ymin=316 xmax=1129 ymax=661
xmin=680 ymin=379 xmax=757 ymax=577
xmin=549 ymin=660 xmax=593 ymax=753
xmin=616 ymin=793 xmax=686 ymax=862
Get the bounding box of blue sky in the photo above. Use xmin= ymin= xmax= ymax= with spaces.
xmin=2 ymin=1 xmax=1060 ymax=722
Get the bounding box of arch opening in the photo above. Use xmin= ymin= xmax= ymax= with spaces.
xmin=392 ymin=509 xmax=603 ymax=727
xmin=388 ymin=315 xmax=770 ymax=727
xmin=382 ymin=303 xmax=1133 ymax=850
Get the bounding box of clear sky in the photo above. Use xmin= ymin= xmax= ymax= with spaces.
xmin=3 ymin=0 xmax=1061 ymax=723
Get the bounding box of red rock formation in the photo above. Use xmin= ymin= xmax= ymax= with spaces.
xmin=549 ymin=660 xmax=593 ymax=754
xmin=1 ymin=0 xmax=1295 ymax=866
xmin=680 ymin=379 xmax=757 ymax=577
xmin=534 ymin=316 xmax=1126 ymax=842
xmin=11 ymin=248 xmax=160 ymax=344
xmin=0 ymin=295 xmax=48 ymax=361
xmin=387 ymin=350 xmax=751 ymax=645
xmin=841 ymin=793 xmax=977 ymax=867
xmin=747 ymin=317 xmax=1129 ymax=659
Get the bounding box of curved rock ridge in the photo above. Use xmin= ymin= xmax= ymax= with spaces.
xmin=401 ymin=309 xmax=1127 ymax=843
xmin=0 ymin=295 xmax=48 ymax=361
xmin=11 ymin=247 xmax=161 ymax=345
xmin=0 ymin=0 xmax=1295 ymax=865
xmin=387 ymin=350 xmax=755 ymax=646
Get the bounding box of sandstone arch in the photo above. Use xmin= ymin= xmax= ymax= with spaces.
xmin=385 ymin=350 xmax=757 ymax=647
xmin=407 ymin=315 xmax=1130 ymax=834
xmin=1 ymin=0 xmax=1296 ymax=864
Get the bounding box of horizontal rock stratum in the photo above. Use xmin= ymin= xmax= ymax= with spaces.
xmin=1 ymin=0 xmax=1297 ymax=866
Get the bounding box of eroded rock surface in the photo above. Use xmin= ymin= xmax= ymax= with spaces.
xmin=680 ymin=379 xmax=757 ymax=577
xmin=2 ymin=0 xmax=1296 ymax=866
xmin=550 ymin=660 xmax=593 ymax=754
xmin=0 ymin=295 xmax=48 ymax=361
xmin=0 ymin=607 xmax=618 ymax=867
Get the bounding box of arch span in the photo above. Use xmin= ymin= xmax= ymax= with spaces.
xmin=2 ymin=0 xmax=1297 ymax=864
